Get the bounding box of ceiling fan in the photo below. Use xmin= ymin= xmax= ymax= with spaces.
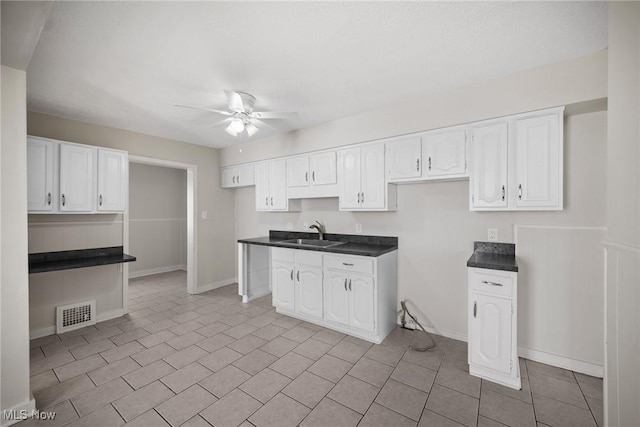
xmin=174 ymin=90 xmax=297 ymax=137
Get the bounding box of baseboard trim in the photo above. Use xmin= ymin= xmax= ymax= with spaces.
xmin=1 ymin=396 xmax=36 ymax=427
xmin=129 ymin=265 xmax=186 ymax=279
xmin=517 ymin=346 xmax=603 ymax=378
xmin=30 ymin=308 xmax=127 ymax=340
xmin=195 ymin=278 xmax=237 ymax=294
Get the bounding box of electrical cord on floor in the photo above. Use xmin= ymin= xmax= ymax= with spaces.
xmin=400 ymin=301 xmax=436 ymax=352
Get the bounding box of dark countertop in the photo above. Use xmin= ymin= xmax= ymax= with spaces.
xmin=238 ymin=230 xmax=398 ymax=257
xmin=466 ymin=241 xmax=518 ymax=272
xmin=29 ymin=246 xmax=136 ymax=274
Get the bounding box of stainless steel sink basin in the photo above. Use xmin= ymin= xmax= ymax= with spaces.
xmin=279 ymin=239 xmax=346 ymax=248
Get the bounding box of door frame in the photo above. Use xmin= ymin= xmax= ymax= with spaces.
xmin=126 ymin=155 xmax=198 ymax=301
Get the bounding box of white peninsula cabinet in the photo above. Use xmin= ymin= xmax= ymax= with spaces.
xmin=271 ymin=247 xmax=397 ymax=343
xmin=470 ymin=107 xmax=564 ymax=211
xmin=338 ymin=143 xmax=396 ymax=211
xmin=28 ymin=136 xmax=128 ymax=214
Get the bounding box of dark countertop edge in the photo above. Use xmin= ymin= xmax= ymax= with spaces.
xmin=268 ymin=230 xmax=398 ymax=246
xmin=466 ymin=253 xmax=518 ymax=273
xmin=29 ymin=246 xmax=137 ymax=274
xmin=238 ymin=238 xmax=397 ymax=257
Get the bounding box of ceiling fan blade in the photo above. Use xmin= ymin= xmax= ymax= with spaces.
xmin=252 ymin=118 xmax=277 ymax=131
xmin=173 ymin=104 xmax=232 ymax=116
xmin=208 ymin=118 xmax=233 ymax=128
xmin=252 ymin=111 xmax=298 ymax=120
xmin=225 ymin=90 xmax=245 ymax=113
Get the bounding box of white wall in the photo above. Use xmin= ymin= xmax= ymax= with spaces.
xmin=225 ymin=52 xmax=609 ymax=375
xmin=1 ymin=65 xmax=35 ymax=422
xmin=604 ymin=2 xmax=640 ymax=426
xmin=129 ymin=163 xmax=187 ymax=277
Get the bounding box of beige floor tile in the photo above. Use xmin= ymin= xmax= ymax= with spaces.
xmin=219 ymin=312 xmax=250 ymax=326
xmin=228 ymin=334 xmax=268 ymax=355
xmin=111 ymin=328 xmax=150 ymax=346
xmin=233 ymin=349 xmax=278 ymax=375
xmin=30 ymin=370 xmax=59 ymax=393
xmin=88 ymin=357 xmax=141 ymax=386
xmin=300 ymin=397 xmax=361 ymax=427
xmin=365 ymin=344 xmax=405 ymax=367
xmin=402 ymin=348 xmax=445 ymax=371
xmin=529 ymin=372 xmax=588 ymax=408
xmin=477 ymin=416 xmax=507 ymax=427
xmin=532 ymin=393 xmax=597 ymax=427
xmin=30 ymin=334 xmax=61 ymax=349
xmin=155 ymin=384 xmax=217 ymax=427
xmin=575 ymin=373 xmax=603 ymax=400
xmin=198 ymin=346 xmax=243 ymax=372
xmin=30 ymin=351 xmax=75 ymax=376
xmin=83 ymin=326 xmax=125 ymax=344
xmin=65 ymin=403 xmax=124 ymax=427
xmin=71 ymin=339 xmax=116 ymax=360
xmin=361 ymin=402 xmax=417 ymax=427
xmin=199 ymin=364 xmax=251 ymax=398
xmin=281 ymin=325 xmax=317 ymax=343
xmin=307 ymin=354 xmax=353 ymax=383
xmin=239 ymin=368 xmax=291 ymax=403
xmin=327 ymin=375 xmax=380 ymax=414
xmin=376 ymin=378 xmax=429 ymax=421
xmin=419 ymin=409 xmax=464 ymax=427
xmin=425 ymin=384 xmax=479 ymax=426
xmin=41 ymin=335 xmax=88 ymax=357
xmin=160 ymin=362 xmax=212 ymax=393
xmin=224 ymin=323 xmax=258 ymax=339
xmin=123 ymin=410 xmax=170 ymax=427
xmin=586 ymin=394 xmax=604 ymax=427
xmin=293 ymin=339 xmax=333 ymax=360
xmin=112 ymin=380 xmax=175 ymax=422
xmin=196 ymin=321 xmax=230 ymax=338
xmin=71 ymin=377 xmax=133 ymax=416
xmin=282 ymin=372 xmax=335 ymax=408
xmin=260 ymin=336 xmax=299 ymax=357
xmin=163 ymin=345 xmax=208 ymax=369
xmin=251 ymin=324 xmax=287 ymax=341
xmin=131 ymin=342 xmax=176 ymax=366
xmin=312 ymin=329 xmax=346 ymax=346
xmin=434 ymin=365 xmax=480 ymax=398
xmin=180 ymin=415 xmax=211 ymax=427
xmin=272 ymin=316 xmax=302 ymax=329
xmin=100 ymin=341 xmax=145 ymax=363
xmin=54 ymin=354 xmax=107 ymax=382
xmin=479 ymin=389 xmax=535 ymax=427
xmin=249 ymin=393 xmax=311 ymax=427
xmin=123 ymin=359 xmax=176 ymax=390
xmin=34 ymin=374 xmax=95 ymax=409
xmin=269 ymin=351 xmax=314 ymax=379
xmin=392 ymin=360 xmax=437 ymax=393
xmin=17 ymin=400 xmax=78 ymax=427
xmin=328 ymin=340 xmax=369 ymax=363
xmin=482 ymin=377 xmax=533 ymax=404
xmin=166 ymin=331 xmax=206 ymax=350
xmin=526 ymin=360 xmax=576 ymax=383
xmin=137 ymin=330 xmax=178 ymax=349
xmin=348 ymin=357 xmax=394 ymax=387
xmin=169 ymin=320 xmax=205 ymax=336
xmin=200 ymin=388 xmax=262 ymax=427
xmin=196 ymin=332 xmax=236 ymax=352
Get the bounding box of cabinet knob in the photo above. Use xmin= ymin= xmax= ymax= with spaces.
xmin=99 ymin=194 xmax=103 ymax=206
xmin=270 ymin=197 xmax=273 ymax=206
xmin=312 ymin=171 xmax=315 ymax=182
xmin=342 ymin=263 xmax=354 ymax=266
xmin=518 ymin=184 xmax=523 ymax=200
xmin=236 ymin=175 xmax=239 ymax=184
xmin=290 ymin=270 xmax=293 ymax=281
xmin=305 ymin=172 xmax=308 ymax=182
xmin=361 ymin=192 xmax=364 ymax=203
xmin=47 ymin=193 xmax=51 ymax=205
xmin=417 ymin=158 xmax=420 ymax=172
xmin=501 ymin=185 xmax=505 ymax=201
xmin=344 ymin=278 xmax=347 ymax=291
xmin=297 ymin=271 xmax=300 ymax=282
xmin=265 ymin=197 xmax=269 ymax=206
xmin=428 ymin=156 xmax=432 ymax=171
xmin=61 ymin=194 xmax=66 ymax=206
xmin=473 ymin=301 xmax=477 ymax=318
xmin=481 ymin=280 xmax=503 ymax=287
xmin=233 ymin=175 xmax=236 ymax=184
xmin=348 ymin=279 xmax=352 ymax=291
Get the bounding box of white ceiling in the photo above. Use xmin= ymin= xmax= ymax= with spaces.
xmin=25 ymin=1 xmax=607 ymax=148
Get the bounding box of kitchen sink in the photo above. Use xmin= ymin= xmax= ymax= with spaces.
xmin=279 ymin=238 xmax=346 ymax=248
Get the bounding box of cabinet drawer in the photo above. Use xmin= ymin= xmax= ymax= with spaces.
xmin=295 ymin=250 xmax=323 ymax=267
xmin=324 ymin=254 xmax=373 ymax=274
xmin=469 ymin=268 xmax=513 ymax=297
xmin=272 ymin=247 xmax=295 ymax=263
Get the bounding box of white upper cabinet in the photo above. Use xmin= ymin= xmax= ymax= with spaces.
xmin=471 ymin=123 xmax=509 ymax=209
xmin=309 ymin=152 xmax=337 ymax=185
xmin=423 ymin=128 xmax=468 ymax=179
xmin=338 ymin=143 xmax=394 ymax=211
xmin=470 ymin=107 xmax=563 ymax=211
xmin=515 ymin=113 xmax=562 ymax=209
xmin=287 ymin=156 xmax=310 ymax=187
xmin=386 ymin=136 xmax=422 ymax=181
xmin=97 ymin=149 xmax=128 ymax=212
xmin=221 ymin=164 xmax=254 ymax=188
xmin=27 ymin=137 xmax=56 ymax=212
xmin=59 ymin=143 xmax=96 ymax=212
xmin=255 ymin=160 xmax=300 ymax=211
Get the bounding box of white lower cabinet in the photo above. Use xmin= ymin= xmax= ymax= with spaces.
xmin=468 ymin=267 xmax=521 ymax=389
xmin=271 ymin=247 xmax=397 ymax=343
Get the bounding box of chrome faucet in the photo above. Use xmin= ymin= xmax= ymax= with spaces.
xmin=309 ymin=220 xmax=326 ymax=240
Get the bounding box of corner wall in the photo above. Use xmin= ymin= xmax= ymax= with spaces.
xmin=1 ymin=65 xmax=35 ymax=423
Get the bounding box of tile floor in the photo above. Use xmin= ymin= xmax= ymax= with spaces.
xmin=23 ymin=270 xmax=603 ymax=427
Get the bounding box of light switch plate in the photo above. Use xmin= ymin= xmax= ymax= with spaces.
xmin=201 ymin=211 xmax=208 ymax=219
xmin=303 ymin=222 xmax=309 ymax=230
xmin=487 ymin=228 xmax=498 ymax=241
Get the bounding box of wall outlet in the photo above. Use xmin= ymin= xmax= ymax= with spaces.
xmin=201 ymin=211 xmax=207 ymax=219
xmin=355 ymin=223 xmax=362 ymax=233
xmin=303 ymin=222 xmax=309 ymax=230
xmin=487 ymin=228 xmax=498 ymax=241
xmin=286 ymin=222 xmax=293 ymax=230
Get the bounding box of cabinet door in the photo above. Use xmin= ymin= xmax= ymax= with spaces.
xmin=287 ymin=156 xmax=310 ymax=188
xmin=471 ymin=123 xmax=508 ymax=209
xmin=323 ymin=270 xmax=349 ymax=326
xmin=470 ymin=293 xmax=512 ymax=374
xmin=515 ymin=114 xmax=561 ymax=208
xmin=387 ymin=136 xmax=422 ymax=180
xmin=272 ymin=261 xmax=295 ymax=311
xmin=295 ymin=265 xmax=323 ymax=318
xmin=27 ymin=138 xmax=55 ymax=212
xmin=269 ymin=159 xmax=288 ymax=210
xmin=254 ymin=162 xmax=270 ymax=211
xmin=348 ymin=274 xmax=375 ymax=332
xmin=310 ymin=152 xmax=337 ymax=185
xmin=424 ymin=129 xmax=467 ymax=178
xmin=337 ymin=148 xmax=361 ymax=209
xmin=221 ymin=167 xmax=237 ymax=188
xmin=97 ymin=149 xmax=127 ymax=212
xmin=59 ymin=143 xmax=95 ymax=212
xmin=237 ymin=164 xmax=254 ymax=186
xmin=360 ymin=144 xmax=386 ymax=209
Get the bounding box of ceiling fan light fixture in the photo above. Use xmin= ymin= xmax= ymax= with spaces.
xmin=229 ymin=118 xmax=245 ymax=133
xmin=245 ymin=122 xmax=259 ymax=137
xmin=225 ymin=125 xmax=238 ymax=136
